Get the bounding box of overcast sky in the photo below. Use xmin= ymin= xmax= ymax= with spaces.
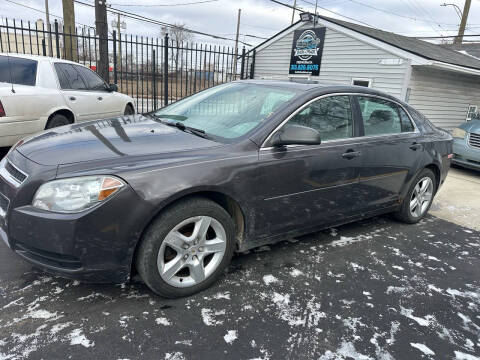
xmin=2 ymin=0 xmax=480 ymax=48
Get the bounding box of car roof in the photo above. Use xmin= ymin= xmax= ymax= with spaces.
xmin=0 ymin=52 xmax=81 ymax=66
xmin=237 ymin=79 xmax=399 ymax=100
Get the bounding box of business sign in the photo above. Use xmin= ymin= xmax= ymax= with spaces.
xmin=289 ymin=27 xmax=326 ymax=76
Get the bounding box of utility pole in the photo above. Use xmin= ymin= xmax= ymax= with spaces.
xmin=455 ymin=0 xmax=471 ymax=45
xmin=95 ymin=0 xmax=109 ymax=82
xmin=45 ymin=0 xmax=52 ymax=56
xmin=62 ymin=0 xmax=77 ymax=61
xmin=233 ymin=9 xmax=241 ymax=80
xmin=117 ymin=13 xmax=122 ymax=74
xmin=291 ymin=0 xmax=297 ymax=24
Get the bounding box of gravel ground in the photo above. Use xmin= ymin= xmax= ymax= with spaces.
xmin=0 ymin=215 xmax=479 ymax=360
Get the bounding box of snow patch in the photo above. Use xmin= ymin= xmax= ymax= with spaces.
xmin=289 ymin=269 xmax=303 ymax=277
xmin=262 ymin=275 xmax=279 ymax=285
xmin=224 ymin=330 xmax=238 ymax=344
xmin=454 ymin=351 xmax=480 ymax=360
xmin=68 ymin=328 xmax=94 ymax=348
xmin=201 ymin=308 xmax=225 ymax=326
xmin=410 ymin=343 xmax=435 ymax=356
xmin=319 ymin=341 xmax=373 ymax=360
xmin=175 ymin=340 xmax=192 ymax=346
xmin=165 ymin=352 xmax=186 ymax=360
xmin=155 ymin=317 xmax=172 ymax=326
xmin=50 ymin=322 xmax=73 ymax=335
xmin=400 ymin=307 xmax=433 ymax=327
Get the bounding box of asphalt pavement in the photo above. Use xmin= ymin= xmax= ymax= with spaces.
xmin=0 ymin=215 xmax=479 ymax=360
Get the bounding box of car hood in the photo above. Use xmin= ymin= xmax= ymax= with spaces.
xmin=462 ymin=119 xmax=480 ymax=134
xmin=16 ymin=114 xmax=220 ymax=166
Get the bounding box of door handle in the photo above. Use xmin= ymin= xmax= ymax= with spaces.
xmin=69 ymin=96 xmax=76 ymax=101
xmin=409 ymin=142 xmax=422 ymax=151
xmin=97 ymin=96 xmax=103 ymax=101
xmin=342 ymin=150 xmax=361 ymax=159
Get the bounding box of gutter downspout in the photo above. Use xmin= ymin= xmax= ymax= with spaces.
xmin=401 ymin=59 xmax=412 ymax=103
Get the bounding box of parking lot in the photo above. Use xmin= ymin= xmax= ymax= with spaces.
xmin=0 ymin=165 xmax=479 ymax=359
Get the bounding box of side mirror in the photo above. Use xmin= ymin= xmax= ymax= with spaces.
xmin=108 ymin=83 xmax=118 ymax=92
xmin=271 ymin=124 xmax=321 ymax=147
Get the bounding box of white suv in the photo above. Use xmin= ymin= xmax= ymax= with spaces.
xmin=0 ymin=53 xmax=135 ymax=147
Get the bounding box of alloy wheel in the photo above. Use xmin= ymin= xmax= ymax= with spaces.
xmin=409 ymin=177 xmax=434 ymax=218
xmin=157 ymin=216 xmax=227 ymax=288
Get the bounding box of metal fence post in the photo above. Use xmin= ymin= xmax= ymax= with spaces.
xmin=164 ymin=34 xmax=169 ymax=107
xmin=54 ymin=20 xmax=60 ymax=58
xmin=152 ymin=48 xmax=157 ymax=109
xmin=113 ymin=30 xmax=118 ymax=84
xmin=249 ymin=49 xmax=256 ymax=79
xmin=42 ymin=38 xmax=46 ymax=56
xmin=240 ymin=46 xmax=246 ymax=80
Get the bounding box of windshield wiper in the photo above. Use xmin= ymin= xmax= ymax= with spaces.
xmin=172 ymin=122 xmax=209 ymax=139
xmin=146 ymin=113 xmax=210 ymax=139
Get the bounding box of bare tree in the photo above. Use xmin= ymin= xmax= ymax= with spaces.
xmin=161 ymin=23 xmax=194 ymax=72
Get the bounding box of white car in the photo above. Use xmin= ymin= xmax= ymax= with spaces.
xmin=0 ymin=53 xmax=135 ymax=147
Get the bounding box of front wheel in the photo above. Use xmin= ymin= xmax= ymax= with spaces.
xmin=136 ymin=198 xmax=236 ymax=298
xmin=393 ymin=168 xmax=436 ymax=224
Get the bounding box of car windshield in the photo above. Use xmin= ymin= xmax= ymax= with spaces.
xmin=153 ymin=82 xmax=299 ymax=139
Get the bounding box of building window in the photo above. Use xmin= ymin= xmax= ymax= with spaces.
xmin=351 ymin=78 xmax=372 ymax=87
xmin=466 ymin=105 xmax=477 ymax=121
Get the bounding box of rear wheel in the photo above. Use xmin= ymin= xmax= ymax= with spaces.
xmin=136 ymin=198 xmax=235 ymax=298
xmin=124 ymin=104 xmax=135 ymax=115
xmin=45 ymin=114 xmax=71 ymax=129
xmin=393 ymin=168 xmax=436 ymax=224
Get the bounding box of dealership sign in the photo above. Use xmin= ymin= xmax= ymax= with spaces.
xmin=289 ymin=27 xmax=326 ymax=76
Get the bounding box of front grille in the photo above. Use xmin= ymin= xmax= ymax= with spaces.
xmin=5 ymin=161 xmax=27 ymax=183
xmin=469 ymin=133 xmax=480 ymax=149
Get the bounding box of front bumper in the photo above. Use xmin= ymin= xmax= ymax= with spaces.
xmin=0 ymin=152 xmax=153 ymax=283
xmin=452 ymin=137 xmax=480 ymax=170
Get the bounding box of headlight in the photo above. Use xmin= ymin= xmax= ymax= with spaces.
xmin=452 ymin=128 xmax=467 ymax=139
xmin=33 ymin=176 xmax=124 ymax=213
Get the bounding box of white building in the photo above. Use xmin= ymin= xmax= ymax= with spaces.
xmin=250 ymin=14 xmax=480 ymax=130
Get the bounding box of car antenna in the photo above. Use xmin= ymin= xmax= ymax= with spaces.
xmin=7 ymin=53 xmax=15 ymax=93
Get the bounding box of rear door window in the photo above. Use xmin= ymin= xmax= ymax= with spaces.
xmin=357 ymin=96 xmax=413 ymax=136
xmin=54 ymin=63 xmax=87 ymax=90
xmin=0 ymin=56 xmax=37 ymax=86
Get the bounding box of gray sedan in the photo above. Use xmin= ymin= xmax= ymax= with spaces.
xmin=0 ymin=80 xmax=452 ymax=298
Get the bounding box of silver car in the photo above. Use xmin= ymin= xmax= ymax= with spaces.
xmin=452 ymin=118 xmax=480 ymax=170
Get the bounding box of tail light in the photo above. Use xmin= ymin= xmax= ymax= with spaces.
xmin=0 ymin=100 xmax=5 ymax=117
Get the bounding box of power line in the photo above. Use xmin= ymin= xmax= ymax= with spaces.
xmin=110 ymin=0 xmax=218 ymax=6
xmin=74 ymin=0 xmax=252 ymax=46
xmin=3 ymin=0 xmax=93 ymax=28
xmin=344 ymin=0 xmax=458 ymax=25
xmin=270 ymin=0 xmax=374 ymax=27
xmin=297 ymin=0 xmax=374 ymax=27
xmin=415 ymin=34 xmax=480 ymax=39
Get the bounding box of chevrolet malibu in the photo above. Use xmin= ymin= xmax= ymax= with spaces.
xmin=0 ymin=81 xmax=452 ymax=298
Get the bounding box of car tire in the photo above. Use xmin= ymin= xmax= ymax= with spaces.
xmin=124 ymin=104 xmax=135 ymax=115
xmin=393 ymin=168 xmax=437 ymax=224
xmin=45 ymin=114 xmax=71 ymax=129
xmin=136 ymin=197 xmax=236 ymax=298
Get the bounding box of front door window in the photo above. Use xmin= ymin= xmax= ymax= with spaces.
xmin=286 ymin=95 xmax=354 ymax=142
